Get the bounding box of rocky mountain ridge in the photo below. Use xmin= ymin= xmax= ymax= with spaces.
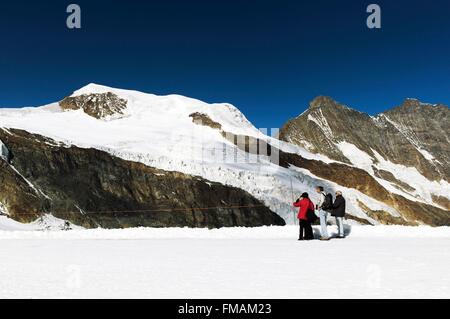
xmin=280 ymin=96 xmax=449 ymax=182
xmin=0 ymin=84 xmax=448 ymax=228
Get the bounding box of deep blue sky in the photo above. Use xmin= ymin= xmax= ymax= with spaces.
xmin=0 ymin=0 xmax=449 ymax=128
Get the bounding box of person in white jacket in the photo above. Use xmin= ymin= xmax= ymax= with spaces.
xmin=315 ymin=186 xmax=330 ymax=240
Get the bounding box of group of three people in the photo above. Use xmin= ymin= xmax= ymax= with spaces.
xmin=293 ymin=186 xmax=346 ymax=241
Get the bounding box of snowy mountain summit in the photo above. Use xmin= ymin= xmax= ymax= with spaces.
xmin=0 ymin=84 xmax=449 ymax=228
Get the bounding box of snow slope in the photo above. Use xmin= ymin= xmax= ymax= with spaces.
xmin=336 ymin=141 xmax=450 ymax=205
xmin=0 ymin=226 xmax=448 ymax=298
xmin=0 ymin=84 xmax=440 ymax=224
xmin=0 ymin=215 xmax=81 ymax=231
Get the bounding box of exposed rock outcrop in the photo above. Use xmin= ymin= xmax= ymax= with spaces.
xmin=59 ymin=92 xmax=128 ymax=119
xmin=372 ymin=167 xmax=416 ymax=193
xmin=357 ymin=200 xmax=414 ymax=226
xmin=189 ymin=112 xmax=222 ymax=130
xmin=432 ymin=195 xmax=450 ymax=211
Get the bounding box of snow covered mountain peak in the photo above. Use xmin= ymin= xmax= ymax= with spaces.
xmin=61 ymin=84 xmax=259 ymax=134
xmin=0 ymin=84 xmax=262 ymax=155
xmin=71 ymin=83 xmax=116 ymax=96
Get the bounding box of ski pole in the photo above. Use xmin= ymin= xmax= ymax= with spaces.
xmin=289 ymin=176 xmax=296 ymax=226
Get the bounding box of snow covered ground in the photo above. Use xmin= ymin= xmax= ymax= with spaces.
xmin=0 ymin=225 xmax=448 ymax=299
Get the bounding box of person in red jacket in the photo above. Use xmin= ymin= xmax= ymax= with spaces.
xmin=293 ymin=192 xmax=315 ymax=240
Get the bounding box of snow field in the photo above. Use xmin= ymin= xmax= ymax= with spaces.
xmin=0 ymin=225 xmax=448 ymax=298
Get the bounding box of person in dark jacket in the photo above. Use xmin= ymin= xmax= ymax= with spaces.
xmin=331 ymin=191 xmax=346 ymax=238
xmin=293 ymin=192 xmax=315 ymax=240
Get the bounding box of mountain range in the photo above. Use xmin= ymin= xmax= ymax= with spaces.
xmin=0 ymin=84 xmax=448 ymax=228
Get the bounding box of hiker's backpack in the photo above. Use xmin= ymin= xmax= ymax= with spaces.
xmin=322 ymin=193 xmax=333 ymax=210
xmin=306 ymin=200 xmax=318 ymax=223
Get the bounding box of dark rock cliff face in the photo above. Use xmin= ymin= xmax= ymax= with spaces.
xmin=0 ymin=129 xmax=285 ymax=229
xmin=279 ymin=97 xmax=450 ymax=182
xmin=0 ymin=160 xmax=45 ymax=221
xmin=382 ymin=99 xmax=450 ymax=179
